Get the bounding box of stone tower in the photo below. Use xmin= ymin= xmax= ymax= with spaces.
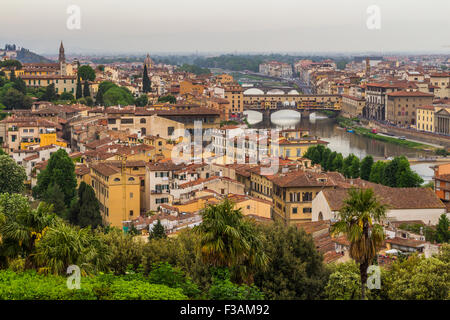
xmin=365 ymin=57 xmax=370 ymax=78
xmin=144 ymin=53 xmax=153 ymax=71
xmin=59 ymin=41 xmax=67 ymax=75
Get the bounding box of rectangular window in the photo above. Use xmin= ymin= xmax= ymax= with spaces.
xmin=292 ymin=207 xmax=298 ymax=214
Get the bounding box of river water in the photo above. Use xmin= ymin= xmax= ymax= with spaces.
xmin=244 ymin=110 xmax=435 ymax=183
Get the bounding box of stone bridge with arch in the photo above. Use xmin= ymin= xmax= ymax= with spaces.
xmin=242 ymin=87 xmax=341 ymax=122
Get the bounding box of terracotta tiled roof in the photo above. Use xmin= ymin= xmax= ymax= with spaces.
xmin=322 ymin=185 xmax=445 ymax=211
xmin=386 ymin=237 xmax=426 ymax=248
xmin=90 ymin=162 xmax=120 ymax=176
xmin=271 ymin=170 xmax=345 ymax=188
xmin=387 ymin=90 xmax=434 ymax=97
xmin=146 ymin=161 xmax=185 ymax=172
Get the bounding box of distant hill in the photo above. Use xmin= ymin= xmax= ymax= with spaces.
xmin=13 ymin=48 xmax=53 ymax=64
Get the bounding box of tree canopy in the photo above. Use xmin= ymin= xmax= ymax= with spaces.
xmin=33 ymin=149 xmax=77 ymax=208
xmin=77 ymin=65 xmax=96 ymax=81
xmin=0 ymin=155 xmax=26 ymax=194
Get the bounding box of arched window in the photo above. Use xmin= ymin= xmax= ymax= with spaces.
xmin=114 ymin=178 xmax=120 ymax=182
xmin=140 ymin=118 xmax=146 ymax=124
xmin=318 ymin=212 xmax=323 ymax=221
xmin=128 ymin=177 xmax=135 ymax=181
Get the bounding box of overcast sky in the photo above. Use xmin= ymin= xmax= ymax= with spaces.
xmin=1 ymin=0 xmax=449 ymax=55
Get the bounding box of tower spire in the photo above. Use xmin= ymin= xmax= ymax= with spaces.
xmin=59 ymin=41 xmax=66 ymax=64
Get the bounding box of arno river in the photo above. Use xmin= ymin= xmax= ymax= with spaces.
xmin=244 ymin=110 xmax=435 ymax=183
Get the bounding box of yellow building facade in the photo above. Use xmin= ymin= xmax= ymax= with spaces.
xmin=90 ymin=162 xmax=141 ymax=228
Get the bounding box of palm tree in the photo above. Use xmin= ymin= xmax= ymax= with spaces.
xmin=34 ymin=221 xmax=111 ymax=275
xmin=330 ymin=188 xmax=387 ymax=300
xmin=0 ymin=194 xmax=57 ymax=269
xmin=194 ymin=198 xmax=268 ymax=283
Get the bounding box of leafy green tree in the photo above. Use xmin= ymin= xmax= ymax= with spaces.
xmin=349 ymin=157 xmax=360 ymax=178
xmin=75 ymin=75 xmax=82 ymax=99
xmin=148 ymin=262 xmax=200 ymax=298
xmin=360 ymin=156 xmax=374 ymax=180
xmin=12 ymin=77 xmax=26 ymax=94
xmin=135 ymin=94 xmax=148 ymax=107
xmin=158 ymin=95 xmax=177 ymax=104
xmin=33 ymin=149 xmax=77 ymax=208
xmin=254 ymin=222 xmax=329 ymax=299
xmin=325 ymin=262 xmax=361 ymax=300
xmin=149 ymin=219 xmax=166 ymax=240
xmin=383 ymin=156 xmax=402 ymax=187
xmin=436 ymin=214 xmax=450 ymax=243
xmin=332 ymin=153 xmax=344 ymax=173
xmin=0 ymin=154 xmax=26 ymax=194
xmin=77 ymin=65 xmax=96 ymax=81
xmin=2 ymin=87 xmax=32 ymax=109
xmin=103 ymin=86 xmax=135 ymax=106
xmin=369 ymin=161 xmax=386 ymax=184
xmin=326 ymin=151 xmax=337 ymax=171
xmin=83 ymin=80 xmax=90 ymax=98
xmin=321 ymin=148 xmax=331 ymax=171
xmin=194 ymin=198 xmax=268 ymax=283
xmin=331 ymin=188 xmax=387 ymax=299
xmin=343 ymin=154 xmax=357 ymax=178
xmin=69 ymin=182 xmax=102 ymax=228
xmin=0 ymin=59 xmax=22 ymax=70
xmin=59 ymin=92 xmax=74 ymax=101
xmin=142 ymin=64 xmax=151 ymax=93
xmin=383 ymin=253 xmax=450 ymax=300
xmin=100 ymin=228 xmax=146 ymax=275
xmin=95 ymin=81 xmax=115 ymax=105
xmin=395 ymin=157 xmax=423 ymax=187
xmin=208 ymin=270 xmax=264 ymax=300
xmin=142 ymin=229 xmax=212 ymax=290
xmin=41 ymin=83 xmax=57 ymax=101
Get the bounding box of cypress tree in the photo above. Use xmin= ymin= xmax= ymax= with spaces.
xmin=9 ymin=69 xmax=16 ymax=82
xmin=360 ymin=156 xmax=374 ymax=180
xmin=149 ymin=219 xmax=166 ymax=239
xmin=69 ymin=182 xmax=102 ymax=228
xmin=75 ymin=75 xmax=82 ymax=99
xmin=83 ymin=80 xmax=90 ymax=98
xmin=142 ymin=64 xmax=151 ymax=93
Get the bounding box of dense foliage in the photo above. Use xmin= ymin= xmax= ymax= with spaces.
xmin=77 ymin=65 xmax=96 ymax=82
xmin=326 ymin=245 xmax=450 ymax=300
xmin=33 ymin=149 xmax=77 ymax=208
xmin=0 ymin=155 xmax=26 ymax=194
xmin=176 ymin=64 xmax=211 ymax=75
xmin=304 ymin=145 xmax=424 ymax=187
xmin=0 ymin=270 xmax=186 ymax=300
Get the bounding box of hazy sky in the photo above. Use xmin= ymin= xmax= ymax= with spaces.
xmin=1 ymin=0 xmax=449 ymax=55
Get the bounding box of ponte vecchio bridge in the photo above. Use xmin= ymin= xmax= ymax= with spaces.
xmin=242 ymin=87 xmax=342 ymax=121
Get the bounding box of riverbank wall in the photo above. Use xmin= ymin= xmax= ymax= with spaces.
xmin=363 ymin=120 xmax=450 ymax=149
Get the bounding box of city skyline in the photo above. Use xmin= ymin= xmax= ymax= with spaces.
xmin=2 ymin=0 xmax=449 ymax=55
